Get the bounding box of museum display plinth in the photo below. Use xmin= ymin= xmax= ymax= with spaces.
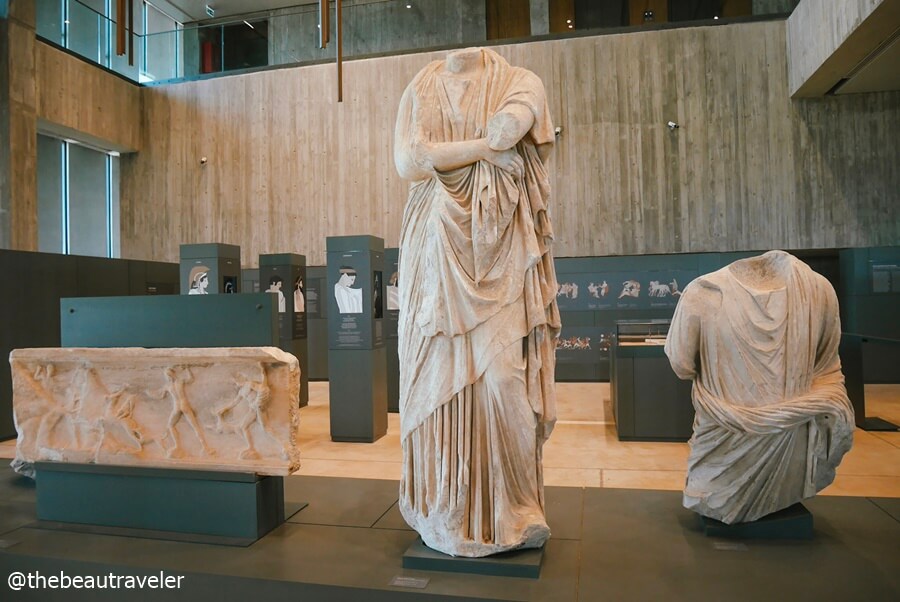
xmin=611 ymin=320 xmax=693 ymax=441
xmin=305 ymin=266 xmax=329 ymax=380
xmin=34 ymin=463 xmax=290 ymax=545
xmin=402 ymin=538 xmax=544 ymax=578
xmin=325 ymin=235 xmax=387 ymax=442
xmin=697 ymin=504 xmax=814 ymax=540
xmin=260 ymin=253 xmax=309 ymax=408
xmin=180 ymin=242 xmax=242 ymax=295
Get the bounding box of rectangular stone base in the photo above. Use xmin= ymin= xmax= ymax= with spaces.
xmin=35 ymin=462 xmax=296 ymax=545
xmin=402 ymin=537 xmax=544 ymax=578
xmin=698 ymin=503 xmax=814 ymax=540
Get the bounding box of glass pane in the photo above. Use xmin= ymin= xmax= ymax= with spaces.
xmin=67 ymin=0 xmax=104 ymax=63
xmin=145 ymin=6 xmax=178 ymax=81
xmin=37 ymin=135 xmax=64 ymax=254
xmin=36 ymin=0 xmax=64 ymax=44
xmin=109 ymin=155 xmax=120 ymax=258
xmin=68 ymin=144 xmax=109 ymax=258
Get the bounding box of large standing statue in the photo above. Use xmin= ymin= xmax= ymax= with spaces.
xmin=394 ymin=47 xmax=560 ymax=557
xmin=665 ymin=251 xmax=854 ymax=524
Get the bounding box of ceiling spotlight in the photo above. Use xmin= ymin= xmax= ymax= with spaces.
xmin=566 ymin=19 xmax=572 ymax=24
xmin=714 ymin=15 xmax=719 ymax=20
xmin=406 ymin=3 xmax=411 ymax=7
xmin=643 ymin=10 xmax=654 ymax=22
xmin=568 ymin=25 xmax=573 ymax=29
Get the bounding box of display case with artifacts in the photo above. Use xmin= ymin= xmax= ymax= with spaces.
xmin=611 ymin=319 xmax=693 ymax=441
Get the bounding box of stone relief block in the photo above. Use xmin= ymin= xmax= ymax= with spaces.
xmin=10 ymin=347 xmax=300 ymax=476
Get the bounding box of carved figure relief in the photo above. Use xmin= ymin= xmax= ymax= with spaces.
xmin=11 ymin=347 xmax=301 ymax=477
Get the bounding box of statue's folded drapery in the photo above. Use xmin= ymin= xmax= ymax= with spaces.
xmin=665 ymin=251 xmax=854 ymax=524
xmin=394 ymin=48 xmax=560 ymax=557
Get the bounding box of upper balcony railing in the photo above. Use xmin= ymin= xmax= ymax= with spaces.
xmin=36 ymin=0 xmax=801 ymax=85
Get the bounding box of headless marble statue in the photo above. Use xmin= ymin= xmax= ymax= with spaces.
xmin=394 ymin=47 xmax=560 ymax=557
xmin=665 ymin=251 xmax=854 ymax=524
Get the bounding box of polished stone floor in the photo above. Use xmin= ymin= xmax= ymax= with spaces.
xmin=2 ymin=382 xmax=898 ymax=497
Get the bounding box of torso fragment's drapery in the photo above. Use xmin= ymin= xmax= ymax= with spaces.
xmin=665 ymin=251 xmax=854 ymax=524
xmin=395 ymin=49 xmax=560 ymax=556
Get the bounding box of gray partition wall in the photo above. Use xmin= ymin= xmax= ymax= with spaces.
xmin=839 ymin=246 xmax=900 ymax=383
xmin=0 ymin=249 xmax=179 ymax=441
xmin=260 ymin=253 xmax=309 ymax=407
xmin=305 ymin=266 xmax=329 ymax=380
xmin=326 ymin=236 xmax=387 ymax=442
xmin=384 ymin=248 xmax=400 ymax=413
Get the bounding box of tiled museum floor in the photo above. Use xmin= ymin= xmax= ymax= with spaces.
xmin=2 ymin=383 xmax=898 ymax=497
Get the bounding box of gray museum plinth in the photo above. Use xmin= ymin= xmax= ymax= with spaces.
xmin=326 ymin=235 xmax=387 ymax=442
xmin=260 ymin=253 xmax=309 ymax=408
xmin=180 ymin=242 xmax=242 ymax=294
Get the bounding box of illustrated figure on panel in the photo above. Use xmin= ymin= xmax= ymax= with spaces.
xmin=386 ymin=271 xmax=400 ymax=311
xmin=294 ymin=277 xmax=305 ymax=313
xmin=394 ymin=47 xmax=560 ymax=557
xmin=188 ymin=266 xmax=210 ymax=295
xmin=334 ymin=266 xmax=363 ymax=313
xmin=266 ymin=275 xmax=287 ymax=313
xmin=664 ymin=250 xmax=854 ymax=524
xmin=155 ymin=367 xmax=214 ymax=459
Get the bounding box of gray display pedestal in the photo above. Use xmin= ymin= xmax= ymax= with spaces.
xmin=305 ymin=266 xmax=329 ymax=380
xmin=385 ymin=247 xmax=400 ymax=412
xmin=34 ymin=463 xmax=296 ymax=546
xmin=697 ymin=503 xmax=814 ymax=540
xmin=326 ymin=235 xmax=387 ymax=442
xmin=611 ymin=320 xmax=693 ymax=442
xmin=260 ymin=253 xmax=309 ymax=408
xmin=180 ymin=242 xmax=242 ymax=295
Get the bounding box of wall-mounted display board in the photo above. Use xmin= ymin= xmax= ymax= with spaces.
xmin=305 ymin=266 xmax=328 ymax=380
xmin=260 ymin=253 xmax=308 ymax=407
xmin=179 ymin=243 xmax=241 ymax=295
xmin=325 ymin=236 xmax=387 ymax=442
xmin=384 ymin=247 xmax=400 ymax=412
xmin=0 ymin=249 xmax=179 ymax=441
xmin=554 ymin=251 xmax=760 ymax=382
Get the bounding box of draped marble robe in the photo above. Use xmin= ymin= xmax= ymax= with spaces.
xmin=665 ymin=251 xmax=854 ymax=524
xmin=394 ymin=48 xmax=560 ymax=557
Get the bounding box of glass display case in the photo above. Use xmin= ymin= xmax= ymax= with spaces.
xmin=614 ymin=319 xmax=671 ymax=346
xmin=611 ymin=319 xmax=693 ymax=441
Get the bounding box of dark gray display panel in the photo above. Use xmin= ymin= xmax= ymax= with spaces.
xmin=260 ymin=253 xmax=309 ymax=407
xmin=326 ymin=235 xmax=387 ymax=442
xmin=305 ymin=266 xmax=329 ymax=380
xmin=180 ymin=243 xmax=242 ymax=295
xmin=385 ymin=247 xmax=400 ymax=412
xmin=61 ymin=294 xmax=279 ymax=348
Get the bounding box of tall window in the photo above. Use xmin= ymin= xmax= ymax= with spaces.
xmin=37 ymin=134 xmax=120 ymax=258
